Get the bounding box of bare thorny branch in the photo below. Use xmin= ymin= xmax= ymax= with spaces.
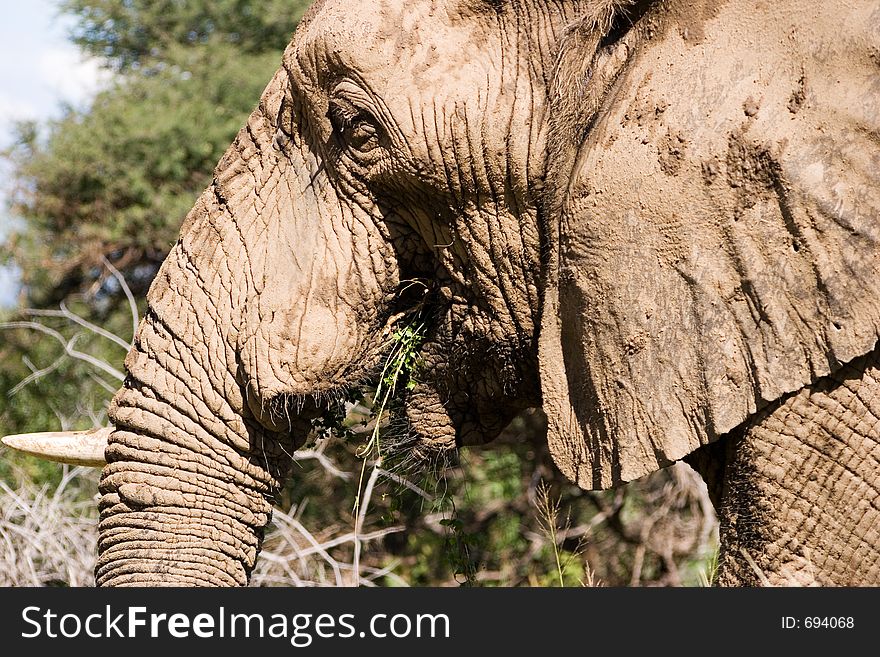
xmin=0 ymin=258 xmax=142 ymax=397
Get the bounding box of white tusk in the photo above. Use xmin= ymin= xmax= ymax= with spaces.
xmin=1 ymin=426 xmax=111 ymax=467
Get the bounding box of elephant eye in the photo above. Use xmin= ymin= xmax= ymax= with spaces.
xmin=348 ymin=120 xmax=378 ymax=149
xmin=327 ymin=98 xmax=381 ymax=153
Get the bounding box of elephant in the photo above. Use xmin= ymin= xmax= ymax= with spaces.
xmin=4 ymin=0 xmax=879 ymax=586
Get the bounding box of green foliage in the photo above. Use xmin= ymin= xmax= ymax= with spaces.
xmin=350 ymin=318 xmax=424 ymax=528
xmin=359 ymin=320 xmax=425 ymax=460
xmin=62 ymin=0 xmax=307 ymax=71
xmin=438 ymin=513 xmax=480 ymax=585
xmin=4 ymin=44 xmax=281 ymax=306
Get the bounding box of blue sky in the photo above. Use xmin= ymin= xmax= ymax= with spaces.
xmin=0 ymin=0 xmax=109 ymax=308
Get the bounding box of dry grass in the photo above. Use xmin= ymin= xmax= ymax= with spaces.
xmin=250 ymin=501 xmax=408 ymax=587
xmin=251 ymin=451 xmax=411 ymax=587
xmin=0 ymin=466 xmax=99 ymax=587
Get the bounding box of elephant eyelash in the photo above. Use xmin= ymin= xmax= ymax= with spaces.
xmin=327 ymin=99 xmax=359 ymax=131
xmin=327 ymin=99 xmax=371 ymax=133
xmin=328 ymin=98 xmax=382 ymax=151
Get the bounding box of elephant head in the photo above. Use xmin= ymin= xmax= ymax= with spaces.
xmin=89 ymin=0 xmax=621 ymax=586
xmin=4 ymin=0 xmax=879 ymax=586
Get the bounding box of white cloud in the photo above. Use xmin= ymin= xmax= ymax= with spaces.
xmin=38 ymin=46 xmax=113 ymax=107
xmin=0 ymin=96 xmax=37 ymax=122
xmin=0 ymin=46 xmax=112 ymax=147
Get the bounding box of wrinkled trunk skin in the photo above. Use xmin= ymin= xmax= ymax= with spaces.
xmin=97 ymin=189 xmax=305 ymax=585
xmin=98 ymin=258 xmax=306 ymax=585
xmin=98 ymin=66 xmax=398 ymax=586
xmin=690 ymin=352 xmax=880 ymax=586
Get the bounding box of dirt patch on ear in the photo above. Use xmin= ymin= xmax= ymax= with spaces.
xmin=724 ymin=128 xmax=780 ymax=212
xmin=659 ymin=130 xmax=688 ymax=175
xmin=664 ymin=0 xmax=726 ymax=44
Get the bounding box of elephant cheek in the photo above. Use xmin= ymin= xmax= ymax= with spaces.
xmin=241 ymin=301 xmax=362 ymax=411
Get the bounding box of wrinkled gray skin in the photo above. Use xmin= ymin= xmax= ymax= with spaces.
xmin=99 ymin=0 xmax=880 ymax=586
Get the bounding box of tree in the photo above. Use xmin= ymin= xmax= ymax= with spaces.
xmin=5 ymin=44 xmax=283 ymax=306
xmin=63 ymin=0 xmax=307 ymax=71
xmin=4 ymin=2 xmax=308 ymax=309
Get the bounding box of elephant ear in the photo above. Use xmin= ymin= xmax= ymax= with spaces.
xmin=539 ymin=0 xmax=880 ymax=489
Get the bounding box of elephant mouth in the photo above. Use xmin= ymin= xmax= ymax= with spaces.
xmin=257 ymin=375 xmax=459 ymax=482
xmin=252 ymin=283 xmax=435 ymax=414
xmin=256 ymin=302 xmax=462 ymax=477
xmin=239 ymin=268 xmax=436 ymax=426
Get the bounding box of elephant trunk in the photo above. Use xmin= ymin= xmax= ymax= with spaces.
xmin=96 ymin=232 xmax=307 ymax=586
